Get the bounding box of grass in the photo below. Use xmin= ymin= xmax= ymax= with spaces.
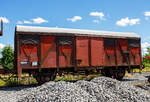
xmin=55 ymin=73 xmax=101 ymax=82
xmin=0 ymin=73 xmax=101 ymax=87
xmin=55 ymin=74 xmax=76 ymax=81
xmin=132 ymin=63 xmax=150 ymax=72
xmin=0 ymin=80 xmax=6 ymax=86
xmin=141 ymin=63 xmax=150 ymax=72
xmin=0 ymin=73 xmax=37 ymax=87
xmin=125 ymin=63 xmax=150 ymax=77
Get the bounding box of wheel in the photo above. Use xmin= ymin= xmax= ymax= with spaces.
xmin=50 ymin=71 xmax=56 ymax=81
xmin=33 ymin=70 xmax=56 ymax=85
xmin=35 ymin=75 xmax=45 ymax=85
xmin=148 ymin=76 xmax=150 ymax=82
xmin=101 ymin=69 xmax=112 ymax=78
xmin=114 ymin=68 xmax=125 ymax=80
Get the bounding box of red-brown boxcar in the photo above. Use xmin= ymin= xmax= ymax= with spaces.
xmin=14 ymin=25 xmax=142 ymax=84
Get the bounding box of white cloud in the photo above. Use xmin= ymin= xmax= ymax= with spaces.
xmin=16 ymin=21 xmax=23 ymax=24
xmin=32 ymin=17 xmax=48 ymax=24
xmin=144 ymin=11 xmax=150 ymax=17
xmin=0 ymin=17 xmax=9 ymax=23
xmin=129 ymin=19 xmax=140 ymax=25
xmin=0 ymin=43 xmax=5 ymax=50
xmin=141 ymin=42 xmax=150 ymax=55
xmin=0 ymin=43 xmax=5 ymax=58
xmin=93 ymin=19 xmax=99 ymax=24
xmin=90 ymin=12 xmax=104 ymax=20
xmin=67 ymin=16 xmax=82 ymax=22
xmin=116 ymin=17 xmax=140 ymax=27
xmin=16 ymin=17 xmax=48 ymax=24
xmin=144 ymin=12 xmax=150 ymax=20
xmin=24 ymin=20 xmax=32 ymax=24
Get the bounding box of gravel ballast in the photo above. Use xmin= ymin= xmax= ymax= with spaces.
xmin=1 ymin=76 xmax=150 ymax=102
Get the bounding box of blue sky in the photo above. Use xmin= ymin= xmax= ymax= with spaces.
xmin=0 ymin=0 xmax=150 ymax=54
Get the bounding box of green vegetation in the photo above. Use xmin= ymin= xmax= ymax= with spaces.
xmin=141 ymin=47 xmax=150 ymax=72
xmin=0 ymin=46 xmax=14 ymax=70
xmin=0 ymin=80 xmax=6 ymax=86
xmin=143 ymin=48 xmax=150 ymax=64
xmin=132 ymin=47 xmax=150 ymax=73
xmin=55 ymin=74 xmax=101 ymax=82
xmin=0 ymin=74 xmax=100 ymax=87
xmin=0 ymin=74 xmax=37 ymax=87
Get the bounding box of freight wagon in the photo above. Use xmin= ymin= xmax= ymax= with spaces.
xmin=14 ymin=25 xmax=142 ymax=84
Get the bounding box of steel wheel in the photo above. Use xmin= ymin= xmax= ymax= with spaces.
xmin=33 ymin=70 xmax=56 ymax=85
xmin=101 ymin=69 xmax=112 ymax=78
xmin=114 ymin=69 xmax=125 ymax=80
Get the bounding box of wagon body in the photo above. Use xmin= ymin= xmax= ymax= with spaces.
xmin=14 ymin=25 xmax=141 ymax=83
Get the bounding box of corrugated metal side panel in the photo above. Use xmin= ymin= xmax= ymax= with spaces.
xmin=20 ymin=44 xmax=38 ymax=67
xmin=76 ymin=37 xmax=89 ymax=67
xmin=21 ymin=44 xmax=38 ymax=61
xmin=40 ymin=36 xmax=56 ymax=68
xmin=91 ymin=37 xmax=103 ymax=66
xmin=116 ymin=39 xmax=128 ymax=66
xmin=103 ymin=39 xmax=116 ymax=66
xmin=130 ymin=47 xmax=141 ymax=65
xmin=59 ymin=45 xmax=73 ymax=67
xmin=104 ymin=46 xmax=116 ymax=66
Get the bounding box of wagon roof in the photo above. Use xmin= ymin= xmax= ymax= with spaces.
xmin=16 ymin=25 xmax=140 ymax=38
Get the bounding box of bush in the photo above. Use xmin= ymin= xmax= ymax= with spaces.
xmin=1 ymin=46 xmax=14 ymax=70
xmin=143 ymin=56 xmax=150 ymax=64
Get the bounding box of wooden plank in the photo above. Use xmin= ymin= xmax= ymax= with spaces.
xmin=76 ymin=37 xmax=89 ymax=67
xmin=17 ymin=35 xmax=22 ymax=77
xmin=139 ymin=39 xmax=142 ymax=66
xmin=88 ymin=38 xmax=91 ymax=67
xmin=56 ymin=38 xmax=59 ymax=68
xmin=127 ymin=39 xmax=131 ymax=68
xmin=73 ymin=37 xmax=77 ymax=71
xmin=114 ymin=39 xmax=118 ymax=66
xmin=38 ymin=36 xmax=41 ymax=70
xmin=40 ymin=42 xmax=56 ymax=66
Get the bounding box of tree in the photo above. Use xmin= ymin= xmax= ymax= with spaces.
xmin=146 ymin=48 xmax=150 ymax=56
xmin=1 ymin=46 xmax=14 ymax=70
xmin=143 ymin=47 xmax=150 ymax=64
